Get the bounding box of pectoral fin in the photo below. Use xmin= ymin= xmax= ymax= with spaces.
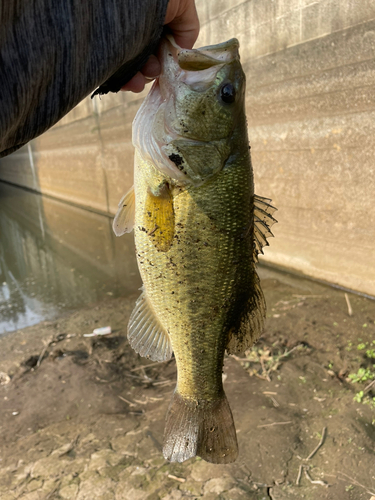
xmin=226 ymin=272 xmax=266 ymax=355
xmin=253 ymin=195 xmax=277 ymax=262
xmin=112 ymin=186 xmax=135 ymax=236
xmin=144 ymin=183 xmax=174 ymax=252
xmin=128 ymin=288 xmax=173 ymax=362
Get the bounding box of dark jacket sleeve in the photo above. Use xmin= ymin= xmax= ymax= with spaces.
xmin=0 ymin=0 xmax=169 ymax=158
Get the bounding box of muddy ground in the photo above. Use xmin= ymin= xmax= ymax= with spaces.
xmin=0 ymin=266 xmax=374 ymax=500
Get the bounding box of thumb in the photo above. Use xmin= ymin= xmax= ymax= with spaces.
xmin=164 ymin=0 xmax=200 ymax=49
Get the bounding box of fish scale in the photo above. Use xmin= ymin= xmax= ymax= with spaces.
xmin=134 ymin=141 xmax=253 ymax=397
xmin=113 ymin=37 xmax=277 ymax=464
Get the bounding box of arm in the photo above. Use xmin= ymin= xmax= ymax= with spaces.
xmin=0 ymin=0 xmax=169 ymax=157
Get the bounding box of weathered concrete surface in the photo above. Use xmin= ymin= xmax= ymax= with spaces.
xmin=1 ymin=0 xmax=375 ymax=295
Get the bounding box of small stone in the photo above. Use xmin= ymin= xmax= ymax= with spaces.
xmin=190 ymin=460 xmax=228 ymax=482
xmin=51 ymin=442 xmax=75 ymax=457
xmin=18 ymin=492 xmax=41 ymax=500
xmin=200 ymin=494 xmax=219 ymax=500
xmin=131 ymin=467 xmax=149 ymax=476
xmin=144 ymin=456 xmax=166 ymax=468
xmin=78 ymin=470 xmax=99 ymax=483
xmin=126 ymin=472 xmax=151 ymax=491
xmin=42 ymin=478 xmax=61 ymax=493
xmin=15 ymin=463 xmax=34 ymax=482
xmin=203 ymin=476 xmax=236 ymax=495
xmin=26 ymin=479 xmax=43 ymax=492
xmin=221 ymin=487 xmax=249 ymax=500
xmin=0 ymin=372 xmax=10 ymax=385
xmin=180 ymin=479 xmax=203 ymax=496
xmin=59 ymin=483 xmax=79 ymax=499
xmin=116 ymin=486 xmax=149 ymax=500
xmin=59 ymin=474 xmax=75 ymax=489
xmin=32 ymin=457 xmax=67 ymax=478
xmin=145 ymin=493 xmax=162 ymax=500
xmin=80 ymin=433 xmax=97 ymax=445
xmin=88 ymin=449 xmax=122 ymax=470
xmin=77 ymin=475 xmax=116 ymax=500
xmin=111 ymin=430 xmax=144 ymax=457
xmin=160 ymin=489 xmax=183 ymax=500
xmin=0 ymin=494 xmax=19 ymax=500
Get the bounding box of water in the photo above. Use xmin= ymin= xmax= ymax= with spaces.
xmin=0 ymin=182 xmax=141 ymax=335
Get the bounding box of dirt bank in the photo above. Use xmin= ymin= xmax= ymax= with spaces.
xmin=0 ymin=267 xmax=374 ymax=500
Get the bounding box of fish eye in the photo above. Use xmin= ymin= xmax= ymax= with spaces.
xmin=220 ymin=83 xmax=236 ymax=104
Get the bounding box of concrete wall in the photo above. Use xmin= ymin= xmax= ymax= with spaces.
xmin=0 ymin=93 xmax=140 ymax=216
xmin=1 ymin=0 xmax=375 ymax=296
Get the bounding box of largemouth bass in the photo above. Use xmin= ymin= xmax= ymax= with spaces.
xmin=113 ymin=37 xmax=276 ymax=464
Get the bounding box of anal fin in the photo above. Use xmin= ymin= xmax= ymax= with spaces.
xmin=128 ymin=289 xmax=173 ymax=362
xmin=113 ymin=186 xmax=135 ymax=236
xmin=226 ymin=271 xmax=266 ymax=355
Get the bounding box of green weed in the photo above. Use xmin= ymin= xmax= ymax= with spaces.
xmin=348 ymin=367 xmax=375 ymax=384
xmin=353 ymin=391 xmax=364 ymax=403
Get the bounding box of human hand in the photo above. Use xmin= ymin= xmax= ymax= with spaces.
xmin=121 ymin=0 xmax=199 ymax=93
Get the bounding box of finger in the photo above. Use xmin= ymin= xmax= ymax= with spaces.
xmin=120 ymin=72 xmax=146 ymax=93
xmin=165 ymin=0 xmax=200 ymax=49
xmin=140 ymin=54 xmax=161 ymax=79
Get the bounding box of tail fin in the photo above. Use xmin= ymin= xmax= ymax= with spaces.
xmin=163 ymin=391 xmax=238 ymax=464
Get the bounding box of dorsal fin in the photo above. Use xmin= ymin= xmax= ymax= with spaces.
xmin=128 ymin=288 xmax=173 ymax=362
xmin=253 ymin=195 xmax=277 ymax=262
xmin=112 ymin=186 xmax=135 ymax=236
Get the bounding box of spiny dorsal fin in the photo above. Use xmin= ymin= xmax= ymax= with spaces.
xmin=253 ymin=194 xmax=277 ymax=262
xmin=113 ymin=186 xmax=135 ymax=236
xmin=226 ymin=271 xmax=266 ymax=355
xmin=144 ymin=184 xmax=174 ymax=252
xmin=128 ymin=288 xmax=173 ymax=362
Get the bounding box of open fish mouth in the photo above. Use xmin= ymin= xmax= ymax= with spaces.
xmin=132 ymin=37 xmax=242 ymax=184
xmin=165 ymin=36 xmax=240 ymax=91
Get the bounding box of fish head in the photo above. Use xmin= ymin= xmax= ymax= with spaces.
xmin=133 ymin=37 xmax=247 ymax=186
